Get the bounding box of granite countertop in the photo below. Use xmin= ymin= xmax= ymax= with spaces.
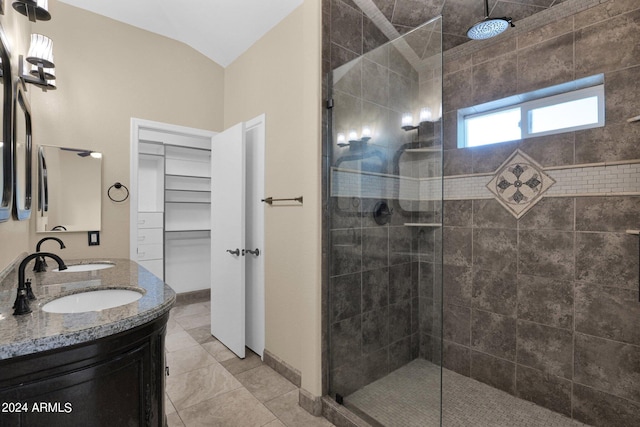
xmin=0 ymin=258 xmax=175 ymax=360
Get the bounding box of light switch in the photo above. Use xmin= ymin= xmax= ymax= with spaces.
xmin=88 ymin=231 xmax=100 ymax=246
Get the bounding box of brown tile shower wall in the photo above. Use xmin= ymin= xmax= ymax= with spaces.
xmin=442 ymin=2 xmax=640 ymax=425
xmin=323 ymin=0 xmax=443 ymax=398
xmin=329 ymin=198 xmax=429 ymax=396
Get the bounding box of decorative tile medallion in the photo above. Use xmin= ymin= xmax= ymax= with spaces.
xmin=486 ymin=150 xmax=555 ymax=218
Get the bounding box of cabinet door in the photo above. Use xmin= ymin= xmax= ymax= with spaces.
xmin=211 ymin=122 xmax=246 ymax=358
xmin=0 ymin=341 xmax=155 ymax=427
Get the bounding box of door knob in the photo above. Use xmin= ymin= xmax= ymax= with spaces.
xmin=245 ymin=248 xmax=260 ymax=256
xmin=226 ymin=249 xmax=240 ymax=256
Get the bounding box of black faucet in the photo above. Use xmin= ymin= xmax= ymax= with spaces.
xmin=33 ymin=237 xmax=66 ymax=272
xmin=14 ymin=252 xmax=68 ymax=316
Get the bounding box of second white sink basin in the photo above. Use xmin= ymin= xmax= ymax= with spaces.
xmin=42 ymin=289 xmax=143 ymax=313
xmin=53 ymin=263 xmax=114 ymax=272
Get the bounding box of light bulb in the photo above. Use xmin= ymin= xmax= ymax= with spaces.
xmin=419 ymin=107 xmax=432 ymax=122
xmin=401 ymin=113 xmax=413 ymax=127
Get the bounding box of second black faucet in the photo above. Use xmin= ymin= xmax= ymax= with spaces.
xmin=33 ymin=237 xmax=66 ymax=272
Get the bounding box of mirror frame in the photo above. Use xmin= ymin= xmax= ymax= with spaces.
xmin=0 ymin=26 xmax=12 ymax=222
xmin=37 ymin=146 xmax=47 ymax=213
xmin=13 ymin=83 xmax=32 ymax=221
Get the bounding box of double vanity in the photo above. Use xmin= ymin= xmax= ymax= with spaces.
xmin=0 ymin=258 xmax=175 ymax=427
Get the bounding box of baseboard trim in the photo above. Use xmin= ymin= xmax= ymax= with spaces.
xmin=263 ymin=349 xmax=302 ymax=388
xmin=299 ymin=388 xmax=323 ymax=417
xmin=174 ymin=289 xmax=210 ymax=306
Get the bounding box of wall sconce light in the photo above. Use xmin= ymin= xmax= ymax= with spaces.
xmin=401 ymin=107 xmax=442 ymax=131
xmin=337 ymin=126 xmax=372 ymax=149
xmin=20 ymin=33 xmax=56 ymax=91
xmin=401 ymin=113 xmax=418 ymax=131
xmin=13 ymin=0 xmax=50 ymax=22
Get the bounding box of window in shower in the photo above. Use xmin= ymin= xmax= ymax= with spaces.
xmin=459 ymin=74 xmax=605 ymax=148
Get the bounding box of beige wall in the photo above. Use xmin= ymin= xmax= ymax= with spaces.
xmin=0 ymin=0 xmax=34 ymax=269
xmin=0 ymin=0 xmax=323 ymax=398
xmin=224 ymin=0 xmax=323 ymax=395
xmin=0 ymin=0 xmax=224 ymax=269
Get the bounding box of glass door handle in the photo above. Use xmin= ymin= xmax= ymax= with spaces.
xmin=226 ymin=249 xmax=240 ymax=256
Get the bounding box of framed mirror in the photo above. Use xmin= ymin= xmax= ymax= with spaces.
xmin=0 ymin=26 xmax=12 ymax=222
xmin=37 ymin=145 xmax=102 ymax=232
xmin=13 ymin=83 xmax=31 ymax=221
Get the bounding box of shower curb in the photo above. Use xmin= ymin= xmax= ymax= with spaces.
xmin=322 ymin=396 xmax=373 ymax=427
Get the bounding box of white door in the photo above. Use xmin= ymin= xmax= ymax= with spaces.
xmin=244 ymin=114 xmax=265 ymax=357
xmin=211 ymin=122 xmax=246 ymax=358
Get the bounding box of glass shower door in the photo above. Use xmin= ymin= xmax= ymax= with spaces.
xmin=327 ymin=16 xmax=443 ymax=427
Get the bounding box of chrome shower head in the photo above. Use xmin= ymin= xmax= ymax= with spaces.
xmin=467 ymin=17 xmax=513 ymax=40
xmin=467 ymin=0 xmax=514 ymax=40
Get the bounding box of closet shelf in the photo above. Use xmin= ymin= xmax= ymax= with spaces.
xmin=165 ymin=228 xmax=211 ymax=233
xmin=139 ymin=152 xmax=165 ymax=158
xmin=164 ymin=143 xmax=211 ymax=152
xmin=165 ymin=189 xmax=211 ymax=193
xmin=165 ymin=201 xmax=210 ymax=205
xmin=165 ymin=173 xmax=211 ymax=179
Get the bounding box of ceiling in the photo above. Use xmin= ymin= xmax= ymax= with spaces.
xmin=57 ymin=0 xmax=567 ymax=67
xmin=371 ymin=0 xmax=570 ymax=51
xmin=57 ymin=0 xmax=304 ymax=67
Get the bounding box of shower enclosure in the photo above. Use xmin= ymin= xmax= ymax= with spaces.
xmin=327 ymin=17 xmax=444 ymax=426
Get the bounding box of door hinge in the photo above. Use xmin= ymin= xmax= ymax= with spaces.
xmin=326 ymin=98 xmax=334 ymax=109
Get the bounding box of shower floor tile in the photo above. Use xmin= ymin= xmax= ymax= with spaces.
xmin=344 ymin=359 xmax=589 ymax=427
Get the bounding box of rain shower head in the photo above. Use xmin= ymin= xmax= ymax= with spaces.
xmin=467 ymin=0 xmax=514 ymax=40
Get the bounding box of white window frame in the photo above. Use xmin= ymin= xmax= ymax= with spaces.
xmin=458 ymin=75 xmax=605 ymax=148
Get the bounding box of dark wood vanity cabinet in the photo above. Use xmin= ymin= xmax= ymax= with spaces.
xmin=0 ymin=313 xmax=169 ymax=427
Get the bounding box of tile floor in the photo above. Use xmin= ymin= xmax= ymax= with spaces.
xmin=165 ymin=301 xmax=335 ymax=427
xmin=168 ymin=302 xmax=589 ymax=427
xmin=346 ymin=359 xmax=589 ymax=427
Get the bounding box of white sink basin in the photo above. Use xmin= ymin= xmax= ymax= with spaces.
xmin=52 ymin=263 xmax=114 ymax=272
xmin=42 ymin=289 xmax=143 ymax=313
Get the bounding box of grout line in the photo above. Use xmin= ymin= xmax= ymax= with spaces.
xmin=572 ymin=195 xmax=577 ymax=419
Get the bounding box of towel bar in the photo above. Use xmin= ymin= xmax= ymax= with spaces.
xmin=261 ymin=196 xmax=303 ymax=205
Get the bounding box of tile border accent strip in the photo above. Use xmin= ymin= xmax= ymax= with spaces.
xmin=332 ymin=159 xmax=640 ymax=201
xmin=445 ymin=160 xmax=640 ymax=201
